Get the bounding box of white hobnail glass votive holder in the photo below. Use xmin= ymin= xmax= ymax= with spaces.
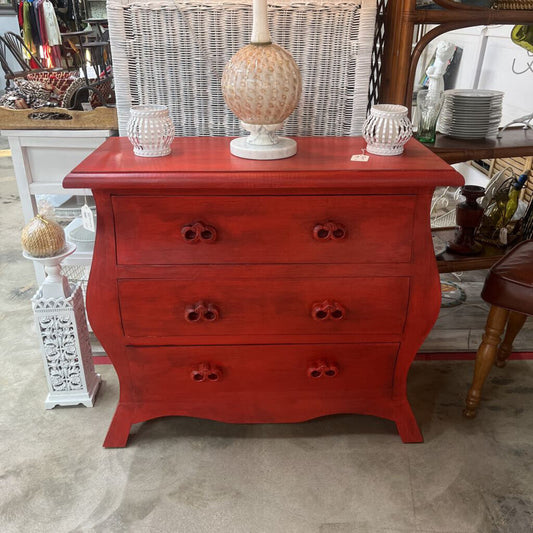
xmin=362 ymin=104 xmax=413 ymax=156
xmin=127 ymin=105 xmax=175 ymax=157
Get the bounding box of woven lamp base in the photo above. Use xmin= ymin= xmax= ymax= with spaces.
xmin=230 ymin=136 xmax=297 ymax=160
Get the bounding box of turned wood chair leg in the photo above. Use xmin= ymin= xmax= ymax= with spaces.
xmin=495 ymin=311 xmax=528 ymax=368
xmin=464 ymin=305 xmax=509 ymax=419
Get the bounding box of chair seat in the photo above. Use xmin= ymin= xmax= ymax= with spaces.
xmin=481 ymin=239 xmax=533 ymax=316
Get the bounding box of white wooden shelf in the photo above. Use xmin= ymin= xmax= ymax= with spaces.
xmin=1 ymin=128 xmax=116 ymax=285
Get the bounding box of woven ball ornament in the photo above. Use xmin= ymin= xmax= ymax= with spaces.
xmin=21 ymin=214 xmax=66 ymax=258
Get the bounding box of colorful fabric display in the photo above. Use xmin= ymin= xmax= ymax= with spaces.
xmin=18 ymin=0 xmax=65 ymax=68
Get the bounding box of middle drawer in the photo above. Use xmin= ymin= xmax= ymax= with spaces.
xmin=118 ymin=276 xmax=409 ymax=338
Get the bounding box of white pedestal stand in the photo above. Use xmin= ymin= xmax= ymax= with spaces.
xmin=230 ymin=123 xmax=297 ymax=160
xmin=24 ymin=244 xmax=101 ymax=408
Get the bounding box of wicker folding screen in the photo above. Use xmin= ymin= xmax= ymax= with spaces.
xmin=108 ymin=0 xmax=377 ymax=136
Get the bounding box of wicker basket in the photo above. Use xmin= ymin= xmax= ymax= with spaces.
xmin=108 ymin=0 xmax=377 ymax=137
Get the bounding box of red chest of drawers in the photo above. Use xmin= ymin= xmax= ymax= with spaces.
xmin=64 ymin=137 xmax=463 ymax=447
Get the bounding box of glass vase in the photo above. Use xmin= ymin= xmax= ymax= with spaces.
xmin=415 ymin=89 xmax=444 ymax=144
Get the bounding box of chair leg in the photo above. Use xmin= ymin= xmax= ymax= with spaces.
xmin=464 ymin=305 xmax=509 ymax=418
xmin=495 ymin=311 xmax=528 ymax=368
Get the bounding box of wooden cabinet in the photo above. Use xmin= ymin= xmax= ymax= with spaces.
xmin=64 ymin=136 xmax=463 ymax=447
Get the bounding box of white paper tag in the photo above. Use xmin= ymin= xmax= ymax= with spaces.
xmin=81 ymin=102 xmax=93 ymax=111
xmin=81 ymin=204 xmax=96 ymax=232
xmin=351 ymin=154 xmax=370 ymax=162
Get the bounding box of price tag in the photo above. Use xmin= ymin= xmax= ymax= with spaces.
xmin=351 ymin=154 xmax=370 ymax=162
xmin=81 ymin=204 xmax=96 ymax=232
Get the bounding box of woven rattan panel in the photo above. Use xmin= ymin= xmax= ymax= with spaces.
xmin=108 ymin=0 xmax=377 ymax=136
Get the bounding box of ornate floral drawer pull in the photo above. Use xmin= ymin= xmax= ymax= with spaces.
xmin=307 ymin=360 xmax=339 ymax=379
xmin=185 ymin=301 xmax=220 ymax=322
xmin=191 ymin=363 xmax=223 ymax=382
xmin=313 ymin=221 xmax=346 ymax=241
xmin=181 ymin=221 xmax=217 ymax=244
xmin=311 ymin=299 xmax=345 ymax=321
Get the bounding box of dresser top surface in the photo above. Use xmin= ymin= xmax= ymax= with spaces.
xmin=64 ymin=136 xmax=463 ymax=192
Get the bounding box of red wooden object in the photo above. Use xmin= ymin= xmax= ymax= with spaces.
xmin=64 ymin=137 xmax=463 ymax=447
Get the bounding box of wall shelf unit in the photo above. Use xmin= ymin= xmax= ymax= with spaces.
xmin=430 ymin=127 xmax=533 ymax=164
xmin=380 ymin=0 xmax=533 ymax=110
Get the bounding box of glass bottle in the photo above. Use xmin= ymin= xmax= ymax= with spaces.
xmin=500 ymin=173 xmax=528 ymax=228
xmin=486 ymin=187 xmax=509 ymax=229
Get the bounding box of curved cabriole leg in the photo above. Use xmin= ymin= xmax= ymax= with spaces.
xmin=464 ymin=305 xmax=509 ymax=419
xmin=394 ymin=402 xmax=423 ymax=443
xmin=103 ymin=404 xmax=133 ymax=448
xmin=495 ymin=311 xmax=528 ymax=368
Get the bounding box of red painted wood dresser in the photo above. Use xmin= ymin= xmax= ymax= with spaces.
xmin=64 ymin=137 xmax=463 ymax=447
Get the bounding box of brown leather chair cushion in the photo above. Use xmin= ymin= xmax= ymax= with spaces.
xmin=481 ymin=239 xmax=533 ymax=316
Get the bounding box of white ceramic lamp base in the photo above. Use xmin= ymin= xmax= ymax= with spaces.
xmin=230 ymin=136 xmax=297 ymax=160
xmin=230 ymin=122 xmax=297 ymax=160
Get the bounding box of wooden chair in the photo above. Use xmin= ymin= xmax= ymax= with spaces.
xmin=2 ymin=32 xmax=72 ymax=83
xmin=464 ymin=239 xmax=533 ymax=418
xmin=0 ymin=35 xmax=27 ymax=90
xmin=3 ymin=32 xmax=45 ymax=70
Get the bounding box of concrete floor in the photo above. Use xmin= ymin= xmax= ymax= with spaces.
xmin=1 ymin=134 xmax=533 ymax=533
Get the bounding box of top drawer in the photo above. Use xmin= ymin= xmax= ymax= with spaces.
xmin=113 ymin=195 xmax=415 ymax=265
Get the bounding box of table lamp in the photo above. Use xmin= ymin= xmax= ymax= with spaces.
xmin=221 ymin=0 xmax=302 ymax=159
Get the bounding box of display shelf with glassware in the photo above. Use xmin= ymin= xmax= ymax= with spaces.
xmin=380 ymin=0 xmax=533 ymax=163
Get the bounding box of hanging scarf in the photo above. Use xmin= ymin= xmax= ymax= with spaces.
xmin=22 ymin=1 xmax=36 ymax=56
xmin=42 ymin=0 xmax=62 ymax=46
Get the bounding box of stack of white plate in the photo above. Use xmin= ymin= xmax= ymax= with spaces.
xmin=438 ymin=89 xmax=504 ymax=139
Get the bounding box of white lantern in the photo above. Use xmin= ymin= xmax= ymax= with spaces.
xmin=362 ymin=104 xmax=413 ymax=156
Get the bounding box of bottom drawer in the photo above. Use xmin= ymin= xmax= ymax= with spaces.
xmin=127 ymin=343 xmax=398 ymax=403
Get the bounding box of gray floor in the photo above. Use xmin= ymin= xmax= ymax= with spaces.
xmin=1 ymin=135 xmax=532 ymax=533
